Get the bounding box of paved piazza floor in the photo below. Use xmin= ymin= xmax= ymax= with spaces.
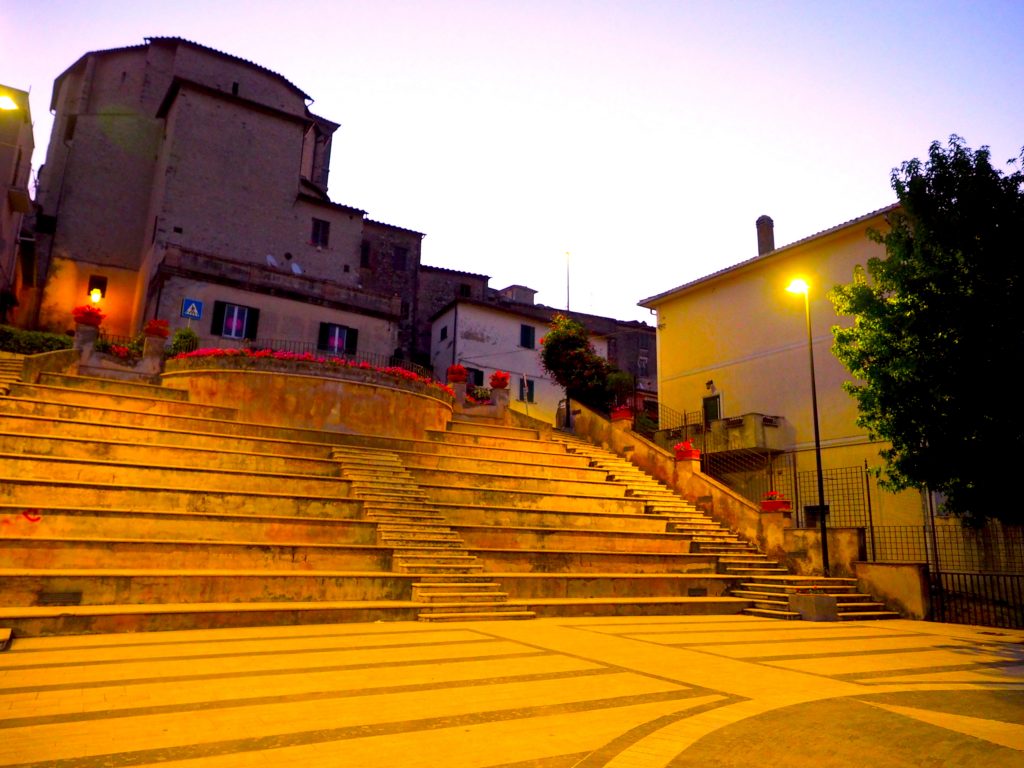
xmin=0 ymin=615 xmax=1021 ymax=767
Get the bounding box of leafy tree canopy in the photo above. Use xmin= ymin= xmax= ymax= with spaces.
xmin=539 ymin=313 xmax=614 ymax=411
xmin=830 ymin=136 xmax=1024 ymax=525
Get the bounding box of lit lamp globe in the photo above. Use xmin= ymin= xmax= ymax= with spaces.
xmin=89 ymin=288 xmax=103 ymax=304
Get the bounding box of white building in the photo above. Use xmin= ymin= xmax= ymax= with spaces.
xmin=430 ymin=294 xmax=609 ymax=423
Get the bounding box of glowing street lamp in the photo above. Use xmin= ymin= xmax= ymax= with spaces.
xmin=0 ymin=95 xmax=19 ymax=111
xmin=89 ymin=288 xmax=103 ymax=304
xmin=787 ymin=278 xmax=830 ymax=576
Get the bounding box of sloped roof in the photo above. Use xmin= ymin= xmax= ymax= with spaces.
xmin=639 ymin=203 xmax=898 ymax=307
xmin=52 ymin=37 xmax=311 ymax=110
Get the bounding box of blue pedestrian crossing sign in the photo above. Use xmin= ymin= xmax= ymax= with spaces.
xmin=180 ymin=298 xmax=204 ymax=320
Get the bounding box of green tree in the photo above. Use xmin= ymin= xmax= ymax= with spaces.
xmin=539 ymin=313 xmax=613 ymax=411
xmin=830 ymin=136 xmax=1024 ymax=525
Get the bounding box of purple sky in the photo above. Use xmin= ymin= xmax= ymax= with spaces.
xmin=4 ymin=0 xmax=1022 ymax=322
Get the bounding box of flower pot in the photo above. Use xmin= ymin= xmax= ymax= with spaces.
xmin=610 ymin=407 xmax=633 ymax=421
xmin=675 ymin=448 xmax=700 ymax=460
xmin=760 ymin=499 xmax=792 ymax=512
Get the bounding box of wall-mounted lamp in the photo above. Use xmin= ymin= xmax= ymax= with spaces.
xmin=87 ymin=275 xmax=107 ymax=304
xmin=705 ymin=379 xmax=715 ymax=391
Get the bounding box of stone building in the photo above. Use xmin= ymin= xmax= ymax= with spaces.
xmin=0 ymin=84 xmax=33 ymax=326
xmin=31 ymin=37 xmax=420 ymax=359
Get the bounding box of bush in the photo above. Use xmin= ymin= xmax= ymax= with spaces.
xmin=0 ymin=325 xmax=73 ymax=354
xmin=168 ymin=326 xmax=199 ymax=356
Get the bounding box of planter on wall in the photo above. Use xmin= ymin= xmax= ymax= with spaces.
xmin=675 ymin=448 xmax=701 ymax=460
xmin=760 ymin=499 xmax=792 ymax=512
xmin=610 ymin=407 xmax=633 ymax=421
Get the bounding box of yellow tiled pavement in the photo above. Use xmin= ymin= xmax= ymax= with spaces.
xmin=0 ymin=615 xmax=1021 ymax=767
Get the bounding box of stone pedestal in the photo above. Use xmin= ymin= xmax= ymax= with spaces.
xmin=73 ymin=322 xmax=99 ymax=352
xmin=788 ymin=592 xmax=838 ymax=621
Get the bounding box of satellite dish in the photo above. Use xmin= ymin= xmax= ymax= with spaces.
xmin=290 ymin=261 xmax=304 ymax=275
xmin=265 ymin=254 xmax=280 ymax=268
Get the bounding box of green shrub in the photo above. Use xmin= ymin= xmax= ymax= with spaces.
xmin=168 ymin=326 xmax=199 ymax=356
xmin=0 ymin=325 xmax=73 ymax=354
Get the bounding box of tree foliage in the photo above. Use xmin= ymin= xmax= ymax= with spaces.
xmin=539 ymin=314 xmax=613 ymax=411
xmin=830 ymin=136 xmax=1024 ymax=525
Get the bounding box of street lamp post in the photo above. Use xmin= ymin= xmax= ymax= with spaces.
xmin=787 ymin=278 xmax=830 ymax=577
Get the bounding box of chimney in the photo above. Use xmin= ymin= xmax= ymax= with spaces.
xmin=756 ymin=215 xmax=775 ymax=256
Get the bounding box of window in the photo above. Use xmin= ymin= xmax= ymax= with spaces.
xmin=520 ymin=324 xmax=536 ymax=349
xmin=360 ymin=241 xmax=370 ymax=268
xmin=702 ymin=394 xmax=721 ymax=427
xmin=459 ymin=283 xmax=471 ymax=297
xmin=439 ymin=326 xmax=448 ymax=341
xmin=466 ymin=367 xmax=484 ymax=387
xmin=637 ymin=355 xmax=649 ymax=377
xmin=391 ymin=247 xmax=409 ymax=270
xmin=518 ymin=376 xmax=535 ymax=403
xmin=87 ymin=275 xmax=107 ymax=299
xmin=318 ymin=322 xmax=358 ymax=355
xmin=211 ymin=300 xmax=259 ymax=340
xmin=311 ymin=218 xmax=330 ymax=247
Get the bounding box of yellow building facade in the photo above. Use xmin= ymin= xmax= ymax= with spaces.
xmin=640 ymin=206 xmax=924 ymax=526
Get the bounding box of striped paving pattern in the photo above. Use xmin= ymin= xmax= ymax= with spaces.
xmin=1 ymin=616 xmax=1021 ymax=766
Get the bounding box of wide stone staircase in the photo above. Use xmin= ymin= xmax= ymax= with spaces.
xmin=331 ymin=444 xmax=535 ymax=622
xmin=0 ymin=371 xmax=896 ymax=637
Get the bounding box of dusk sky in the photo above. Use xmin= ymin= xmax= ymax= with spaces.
xmin=4 ymin=1 xmax=1022 ymax=322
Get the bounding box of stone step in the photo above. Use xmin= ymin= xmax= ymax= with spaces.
xmin=454 ymin=525 xmax=693 ymax=553
xmin=401 ymin=453 xmax=612 ymax=483
xmin=0 ymin=537 xmax=392 ymax=571
xmin=0 ymin=569 xmax=412 ymax=606
xmin=0 ymin=412 xmax=336 ymax=458
xmin=1 ymin=432 xmax=341 ymax=476
xmin=446 ymin=421 xmax=542 ymax=440
xmin=0 ymin=397 xmax=355 ymax=445
xmin=1 ymin=477 xmax=363 ymax=519
xmin=417 ymin=601 xmax=520 ymax=615
xmin=471 ymin=548 xmax=718 ymax=574
xmin=0 ymin=455 xmax=352 ymax=498
xmin=5 ymin=383 xmax=236 ymax=420
xmin=722 ymin=567 xmax=790 ymax=575
xmin=0 ymin=599 xmax=423 ymax=637
xmin=743 ymin=607 xmax=801 ymax=620
xmin=508 ymin=596 xmax=750 ymax=619
xmin=419 ymin=485 xmax=647 ymax=516
xmin=38 ymin=373 xmax=191 ymax=401
xmin=0 ymin=504 xmax=374 ymax=545
xmin=396 ymin=563 xmax=485 ymax=574
xmin=418 ymin=610 xmax=536 ymax=622
xmin=739 ymin=582 xmax=860 ymax=594
xmin=839 ymin=610 xmax=901 ymax=620
xmin=414 ymin=591 xmax=509 ymax=603
xmin=407 ymin=467 xmax=631 ymax=499
xmin=426 ymin=429 xmax=569 ymax=453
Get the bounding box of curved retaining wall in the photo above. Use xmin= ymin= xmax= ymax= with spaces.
xmin=161 ymin=367 xmax=453 ymax=439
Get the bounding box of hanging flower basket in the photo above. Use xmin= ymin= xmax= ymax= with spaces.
xmin=489 ymin=370 xmax=510 ymax=389
xmin=446 ymin=363 xmax=468 ymax=383
xmin=761 ymin=491 xmax=792 ymax=512
xmin=71 ymin=304 xmax=105 ymax=327
xmin=674 ymin=439 xmax=700 ymax=460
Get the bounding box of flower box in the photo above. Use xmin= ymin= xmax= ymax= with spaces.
xmin=72 ymin=304 xmax=105 ymax=327
xmin=610 ymin=406 xmax=633 ymax=421
xmin=143 ymin=318 xmax=170 ymax=338
xmin=673 ymin=439 xmax=700 ymax=460
xmin=446 ymin=364 xmax=468 ymax=383
xmin=760 ymin=498 xmax=792 ymax=512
